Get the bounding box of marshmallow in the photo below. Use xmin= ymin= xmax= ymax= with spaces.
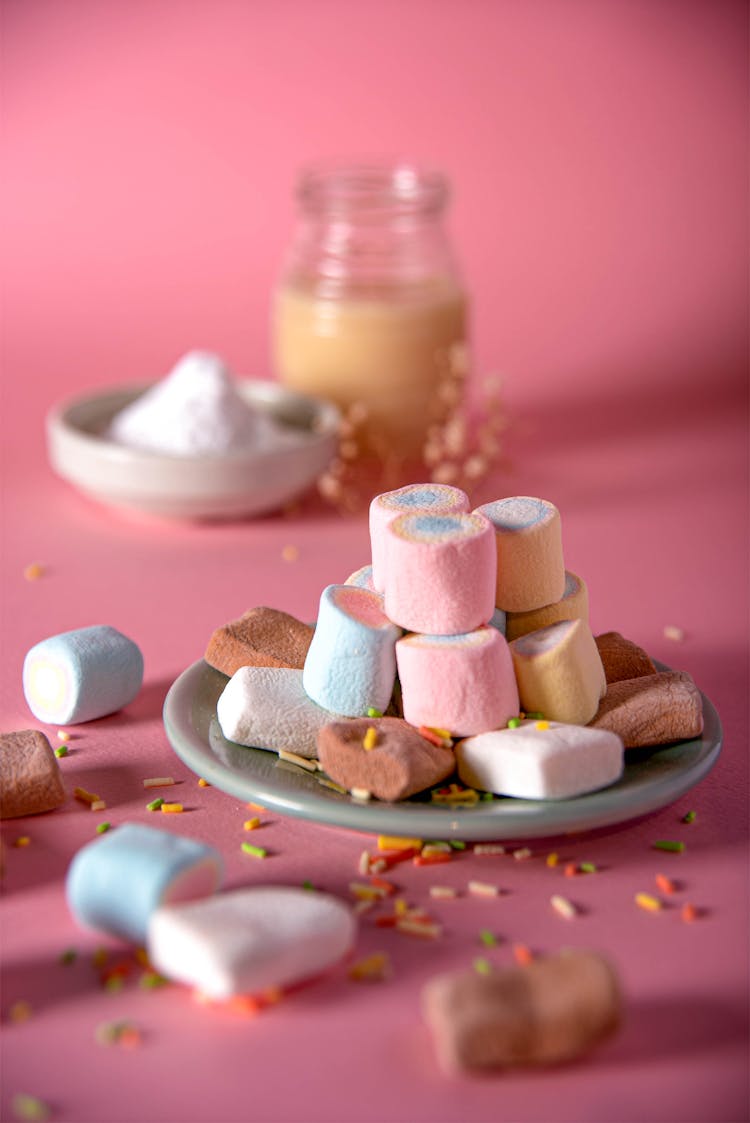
xmin=489 ymin=607 xmax=507 ymax=635
xmin=147 ymin=886 xmax=356 ymax=1000
xmin=217 ymin=665 xmax=341 ymax=758
xmin=108 ymin=351 xmax=275 ymax=456
xmin=205 ymin=606 xmax=313 ymax=676
xmin=0 ymin=729 xmax=66 ymax=818
xmin=384 ymin=511 xmax=496 ymax=635
xmin=589 ymin=670 xmax=704 ymax=748
xmin=422 ymin=950 xmax=622 ymax=1073
xmin=66 ymin=823 xmax=222 ymax=944
xmin=455 ymin=721 xmax=624 ymax=799
xmin=396 ymin=627 xmax=519 ymax=737
xmin=594 ymin=631 xmax=657 ymax=684
xmin=475 ymin=496 xmax=565 ymax=613
xmin=303 ymin=585 xmax=400 ymax=717
xmin=23 ymin=625 xmax=143 ymax=725
xmin=369 ymin=484 xmax=469 ymax=592
xmin=510 ymin=619 xmax=606 ymax=725
xmin=344 ymin=565 xmax=377 ymax=593
xmin=317 ymin=717 xmax=455 ymax=801
xmin=505 ymin=571 xmax=589 ymax=642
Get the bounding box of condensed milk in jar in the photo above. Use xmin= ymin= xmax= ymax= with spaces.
xmin=272 ymin=162 xmax=469 ymax=469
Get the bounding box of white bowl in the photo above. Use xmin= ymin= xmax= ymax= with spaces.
xmin=46 ymin=380 xmax=340 ymax=520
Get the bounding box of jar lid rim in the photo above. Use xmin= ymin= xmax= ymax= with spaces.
xmin=297 ymin=161 xmax=449 ymax=213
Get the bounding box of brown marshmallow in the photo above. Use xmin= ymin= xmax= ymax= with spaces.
xmin=595 ymin=631 xmax=657 ymax=684
xmin=205 ymin=607 xmax=313 ymax=677
xmin=0 ymin=729 xmax=66 ymax=819
xmin=589 ymin=670 xmax=703 ymax=748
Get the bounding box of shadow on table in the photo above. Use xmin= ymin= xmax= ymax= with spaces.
xmin=602 ymin=993 xmax=749 ymax=1065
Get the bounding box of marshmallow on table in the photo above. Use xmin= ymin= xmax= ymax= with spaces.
xmin=205 ymin=606 xmax=313 ymax=676
xmin=0 ymin=730 xmax=66 ymax=818
xmin=396 ymin=627 xmax=519 ymax=737
xmin=23 ymin=625 xmax=143 ymax=725
xmin=66 ymin=823 xmax=222 ymax=944
xmin=422 ymin=950 xmax=622 ymax=1073
xmin=369 ymin=483 xmax=469 ymax=592
xmin=594 ymin=631 xmax=657 ymax=684
xmin=147 ymin=886 xmax=356 ymax=999
xmin=505 ymin=571 xmax=588 ymax=642
xmin=344 ymin=565 xmax=377 ymax=593
xmin=589 ymin=670 xmax=703 ymax=748
xmin=303 ymin=585 xmax=400 ymax=717
xmin=475 ymin=496 xmax=565 ymax=613
xmin=217 ymin=665 xmax=342 ymax=758
xmin=455 ymin=721 xmax=624 ymax=799
xmin=510 ymin=618 xmax=606 ymax=725
xmin=384 ymin=511 xmax=496 ymax=635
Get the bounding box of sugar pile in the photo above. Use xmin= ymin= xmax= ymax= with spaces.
xmin=108 ymin=351 xmax=282 ymax=456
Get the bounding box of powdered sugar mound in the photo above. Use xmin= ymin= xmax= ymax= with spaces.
xmin=108 ymin=352 xmax=280 ymax=456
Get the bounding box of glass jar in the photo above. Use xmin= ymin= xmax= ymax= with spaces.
xmin=272 ymin=162 xmax=469 ymax=472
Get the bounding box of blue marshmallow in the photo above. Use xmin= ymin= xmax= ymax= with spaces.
xmin=23 ymin=624 xmax=144 ymax=724
xmin=303 ymin=584 xmax=400 ymax=717
xmin=66 ymin=822 xmax=223 ymax=944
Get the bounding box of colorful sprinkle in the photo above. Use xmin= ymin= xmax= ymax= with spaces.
xmin=57 ymin=730 xmax=71 ymax=742
xmin=378 ymin=835 xmax=422 ymax=851
xmin=366 ymin=707 xmax=383 ymax=718
xmin=512 ymin=943 xmax=534 ymax=966
xmin=278 ymin=749 xmax=318 ymax=771
xmin=281 ymin=545 xmax=299 ymax=562
xmin=473 ymin=957 xmax=492 ymax=975
xmin=143 ymin=777 xmax=175 ymax=788
xmin=473 ymin=844 xmax=505 ymax=856
xmin=243 ymin=817 xmax=261 ymax=831
xmin=429 ymin=886 xmax=458 ymax=899
xmin=635 ymin=892 xmax=662 ymax=912
xmin=551 ymin=894 xmax=577 ymax=919
xmin=579 ymin=862 xmax=597 ymax=874
xmin=362 ymin=726 xmax=379 ymax=751
xmin=652 ymin=840 xmax=685 ymax=853
xmin=663 ymin=624 xmax=685 ymax=642
xmin=507 ymin=717 xmax=522 ymax=729
xmin=54 ymin=745 xmax=68 ymax=758
xmin=546 ymin=852 xmax=559 ymax=868
xmin=22 ymin=563 xmax=45 ymax=582
xmin=655 ymin=873 xmax=678 ymax=895
xmin=241 ymin=842 xmax=267 ymax=859
xmin=146 ymin=798 xmax=164 ymax=811
xmin=198 ymin=778 xmax=210 ymax=787
xmin=95 ymin=822 xmax=111 ymax=834
xmin=512 ymin=847 xmax=533 ymax=861
xmin=681 ymin=902 xmax=699 ymax=922
xmin=11 ymin=1093 xmax=50 ymax=1121
xmin=14 ymin=837 xmax=30 ymax=848
xmin=8 ymin=1000 xmax=33 ymax=1023
xmin=682 ymin=810 xmax=696 ymax=824
xmin=348 ymin=952 xmax=391 ymax=981
xmin=534 ymin=720 xmax=550 ymax=731
xmin=160 ymin=803 xmax=184 ymax=814
xmin=468 ymin=880 xmax=500 ymax=898
xmin=478 ymin=928 xmax=498 ymax=947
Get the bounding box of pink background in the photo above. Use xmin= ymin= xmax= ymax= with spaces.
xmin=1 ymin=2 xmax=748 ymax=1122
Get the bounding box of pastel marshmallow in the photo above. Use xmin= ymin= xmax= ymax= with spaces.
xmin=505 ymin=571 xmax=588 ymax=642
xmin=475 ymin=496 xmax=565 ymax=612
xmin=0 ymin=729 xmax=66 ymax=818
xmin=303 ymin=585 xmax=400 ymax=717
xmin=422 ymin=950 xmax=622 ymax=1073
xmin=369 ymin=483 xmax=469 ymax=592
xmin=344 ymin=565 xmax=377 ymax=592
xmin=489 ymin=607 xmax=507 ymax=636
xmin=317 ymin=717 xmax=455 ymax=801
xmin=455 ymin=721 xmax=624 ymax=799
xmin=396 ymin=627 xmax=519 ymax=736
xmin=384 ymin=511 xmax=496 ymax=635
xmin=66 ymin=823 xmax=222 ymax=944
xmin=589 ymin=670 xmax=703 ymax=748
xmin=217 ymin=665 xmax=342 ymax=758
xmin=147 ymin=886 xmax=356 ymax=999
xmin=594 ymin=631 xmax=657 ymax=684
xmin=205 ymin=606 xmax=313 ymax=676
xmin=23 ymin=625 xmax=143 ymax=725
xmin=510 ymin=619 xmax=606 ymax=725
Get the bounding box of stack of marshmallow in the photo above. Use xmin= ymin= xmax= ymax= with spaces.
xmin=218 ymin=483 xmax=625 ymax=801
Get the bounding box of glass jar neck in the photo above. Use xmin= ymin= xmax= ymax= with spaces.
xmin=297 ymin=162 xmax=449 ymax=222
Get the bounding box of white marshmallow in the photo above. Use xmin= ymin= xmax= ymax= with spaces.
xmin=217 ymin=665 xmax=341 ymax=758
xmin=147 ymin=886 xmax=356 ymax=999
xmin=455 ymin=722 xmax=624 ymax=800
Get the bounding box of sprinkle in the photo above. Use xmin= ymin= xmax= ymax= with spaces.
xmin=139 ymin=971 xmax=169 ymax=989
xmin=448 ymin=840 xmax=466 ymax=850
xmin=534 ymin=720 xmax=550 ymax=731
xmin=278 ymin=749 xmax=318 ymax=771
xmin=58 ymin=948 xmax=77 ymax=965
xmin=507 ymin=717 xmax=522 ymax=729
xmin=160 ymin=802 xmax=183 ymax=814
xmin=378 ymin=835 xmax=421 ymax=851
xmin=513 ymin=943 xmax=534 ymax=966
xmin=473 ymin=843 xmax=506 ymax=855
xmin=241 ymin=842 xmax=267 ymax=859
xmin=362 ymin=726 xmax=379 ymax=751
xmin=11 ymin=1093 xmax=50 ymax=1121
xmin=23 ymin=563 xmax=45 ymax=582
xmin=421 ymin=842 xmax=452 ymax=856
xmin=395 ymin=918 xmax=442 ymax=939
xmin=247 ymin=802 xmax=265 ymax=811
xmin=635 ymin=892 xmax=662 ymax=912
xmin=348 ymin=952 xmax=391 ymax=981
xmin=429 ymin=886 xmax=458 ymax=899
xmin=682 ymin=810 xmax=696 ymax=824
xmin=652 ymin=840 xmax=685 ymax=853
xmin=318 ymin=777 xmax=347 ymax=794
xmin=91 ymin=947 xmax=108 ymax=968
xmin=655 ymin=873 xmax=677 ymax=895
xmin=579 ymin=862 xmax=597 ymax=874
xmin=546 ymin=852 xmax=559 ymax=868
xmin=95 ymin=1019 xmax=141 ymax=1047
xmin=134 ymin=948 xmax=151 ymax=967
xmin=90 ymin=800 xmax=107 ymax=812
xmin=681 ymin=902 xmax=699 ymax=922
xmin=95 ymin=822 xmax=111 ymax=834
xmin=479 ymin=928 xmax=497 ymax=947
xmin=14 ymin=836 xmax=30 ymax=848
xmin=54 ymin=746 xmax=68 ymax=758
xmin=74 ymin=787 xmax=101 ymax=806
xmin=430 ymin=784 xmax=479 ymax=805
xmin=302 ymin=880 xmax=315 ymax=891
xmin=243 ymin=817 xmax=261 ymax=831
xmin=281 ymin=545 xmax=299 ymax=562
xmin=146 ymin=798 xmax=164 ymax=811
xmin=524 ymin=711 xmax=545 ymax=720
xmin=468 ymin=880 xmax=500 ymax=898
xmin=370 ymin=875 xmax=396 ymax=895
xmin=198 ymin=777 xmax=210 ymax=787
xmin=9 ymin=1000 xmax=33 ymax=1023
xmin=143 ymin=777 xmax=175 ymax=788
xmin=413 ymin=853 xmax=452 ymax=866
xmin=104 ymin=975 xmax=124 ymax=993
xmin=551 ymin=894 xmax=578 ymax=919
xmin=473 ymin=957 xmax=492 ymax=975
xmin=418 ymin=725 xmax=451 ymax=748
xmin=57 ymin=730 xmax=71 ymax=742
xmin=512 ymin=847 xmax=533 ymax=861
xmin=564 ymin=862 xmax=579 ymax=877
xmin=663 ymin=624 xmax=685 ymax=642
xmin=349 ymin=881 xmax=389 ymax=901
xmin=350 ymin=787 xmax=371 ymax=801
xmin=366 ymin=707 xmax=383 ymax=718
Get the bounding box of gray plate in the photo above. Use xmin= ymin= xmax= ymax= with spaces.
xmin=163 ymin=660 xmax=722 ymax=841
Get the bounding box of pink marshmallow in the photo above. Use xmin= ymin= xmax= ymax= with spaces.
xmin=369 ymin=484 xmax=469 ymax=592
xmin=384 ymin=510 xmax=496 ymax=635
xmin=397 ymin=626 xmax=519 ymax=737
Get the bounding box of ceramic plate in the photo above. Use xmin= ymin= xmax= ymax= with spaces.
xmin=163 ymin=660 xmax=722 ymax=840
xmin=46 ymin=380 xmax=340 ymax=519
